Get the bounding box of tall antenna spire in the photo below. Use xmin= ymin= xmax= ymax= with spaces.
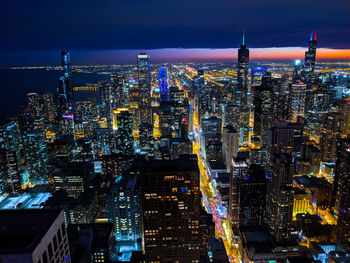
xmin=310 ymin=31 xmax=313 ymax=41
xmin=242 ymin=29 xmax=245 ymax=46
xmin=314 ymin=31 xmax=317 ymax=41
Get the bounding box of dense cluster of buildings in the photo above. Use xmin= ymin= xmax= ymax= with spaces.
xmin=0 ymin=32 xmax=350 ymax=263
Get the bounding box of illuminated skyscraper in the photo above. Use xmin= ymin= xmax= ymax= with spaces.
xmin=342 ymin=101 xmax=350 ymax=136
xmin=139 ymin=123 xmax=154 ymax=158
xmin=272 ymin=80 xmax=291 ymax=122
xmin=237 ymin=164 xmax=267 ymax=227
xmin=61 ymin=50 xmax=71 ymax=77
xmin=202 ymin=116 xmax=222 ymax=161
xmin=289 ymin=82 xmax=306 ymax=122
xmin=159 ymin=66 xmax=169 ymax=102
xmin=137 ymin=53 xmax=152 ymax=124
xmin=305 ymin=31 xmax=317 ymax=71
xmin=222 ymin=125 xmax=239 ymax=172
xmin=141 ymin=156 xmax=201 ymax=262
xmin=237 ymin=32 xmax=250 ymax=145
xmin=75 ymin=99 xmax=97 ymax=122
xmin=266 ymin=154 xmax=294 ymax=242
xmin=113 ymin=108 xmax=134 ymax=155
xmin=107 ymin=171 xmax=141 ymax=244
xmin=27 ymin=92 xmax=44 ymax=118
xmin=319 ymin=111 xmax=343 ymax=163
xmin=229 ymin=155 xmax=249 ymax=226
xmin=254 ymin=72 xmax=273 ymax=145
xmin=268 ymin=122 xmax=294 ymax=157
xmin=0 ymin=149 xmax=21 ymax=194
xmin=43 ymin=93 xmax=56 ymax=123
xmin=57 ymin=51 xmax=74 ymax=136
xmin=23 ymin=130 xmax=48 ymax=185
xmin=251 ymin=67 xmax=267 ymax=87
xmin=335 ymin=139 xmax=350 ymax=247
xmin=58 ymin=51 xmax=73 ymax=109
xmin=58 ymin=76 xmax=73 ymax=112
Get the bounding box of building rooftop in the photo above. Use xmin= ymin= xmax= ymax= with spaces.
xmin=294 ymin=175 xmax=331 ymax=189
xmin=208 ymin=160 xmax=226 ymax=170
xmin=240 ymin=226 xmax=275 ymax=254
xmin=141 ymin=158 xmax=199 ymax=173
xmin=0 ymin=192 xmax=51 ymax=210
xmin=0 ymin=209 xmax=62 ymax=254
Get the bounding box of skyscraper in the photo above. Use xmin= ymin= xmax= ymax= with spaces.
xmin=107 ymin=170 xmax=141 ymax=244
xmin=342 ymin=100 xmax=350 ymax=136
xmin=137 ymin=53 xmax=152 ymax=124
xmin=266 ymin=154 xmax=294 ymax=242
xmin=112 ymin=108 xmax=134 ymax=155
xmin=23 ymin=130 xmax=48 ymax=185
xmin=237 ymin=164 xmax=267 ymax=227
xmin=141 ymin=156 xmax=201 ymax=262
xmin=319 ymin=111 xmax=343 ymax=163
xmin=159 ymin=66 xmax=169 ymax=102
xmin=268 ymin=122 xmax=294 ymax=157
xmin=254 ymin=72 xmax=274 ymax=144
xmin=237 ymin=32 xmax=250 ymax=145
xmin=57 ymin=51 xmax=74 ymax=137
xmin=222 ymin=125 xmax=239 ymax=172
xmin=43 ymin=93 xmax=56 ymax=123
xmin=289 ymin=82 xmax=306 ymax=122
xmin=305 ymin=31 xmax=317 ymax=71
xmin=0 ymin=150 xmax=21 ymax=193
xmin=61 ymin=50 xmax=71 ymax=77
xmin=58 ymin=51 xmax=73 ymax=110
xmin=335 ymin=139 xmax=350 ymax=247
xmin=27 ymin=92 xmax=44 ymax=118
xmin=139 ymin=123 xmax=154 ymax=158
xmin=229 ymin=155 xmax=249 ymax=226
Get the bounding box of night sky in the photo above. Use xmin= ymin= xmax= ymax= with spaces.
xmin=1 ymin=0 xmax=350 ymax=65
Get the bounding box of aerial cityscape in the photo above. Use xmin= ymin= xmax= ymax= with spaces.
xmin=1 ymin=1 xmax=350 ymax=263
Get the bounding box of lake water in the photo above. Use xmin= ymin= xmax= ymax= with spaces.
xmin=0 ymin=69 xmax=109 ymax=118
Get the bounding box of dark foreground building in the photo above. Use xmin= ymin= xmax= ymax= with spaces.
xmin=0 ymin=209 xmax=70 ymax=263
xmin=141 ymin=155 xmax=201 ymax=262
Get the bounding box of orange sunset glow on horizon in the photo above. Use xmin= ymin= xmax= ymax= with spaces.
xmin=148 ymin=47 xmax=350 ymax=62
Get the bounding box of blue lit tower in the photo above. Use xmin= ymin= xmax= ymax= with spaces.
xmin=58 ymin=51 xmax=73 ymax=113
xmin=237 ymin=31 xmax=250 ymax=145
xmin=305 ymin=31 xmax=317 ymax=71
xmin=159 ymin=66 xmax=169 ymax=102
xmin=61 ymin=51 xmax=72 ymax=77
xmin=57 ymin=51 xmax=74 ymax=136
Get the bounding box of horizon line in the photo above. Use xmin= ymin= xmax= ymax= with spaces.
xmin=1 ymin=47 xmax=350 ymax=66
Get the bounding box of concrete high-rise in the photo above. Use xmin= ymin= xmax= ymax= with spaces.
xmin=0 ymin=210 xmax=70 ymax=263
xmin=222 ymin=125 xmax=239 ymax=172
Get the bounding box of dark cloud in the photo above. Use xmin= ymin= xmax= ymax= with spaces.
xmin=1 ymin=0 xmax=349 ymax=51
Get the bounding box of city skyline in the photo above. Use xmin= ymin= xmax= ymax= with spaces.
xmin=1 ymin=46 xmax=350 ymax=67
xmin=1 ymin=1 xmax=350 ymax=262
